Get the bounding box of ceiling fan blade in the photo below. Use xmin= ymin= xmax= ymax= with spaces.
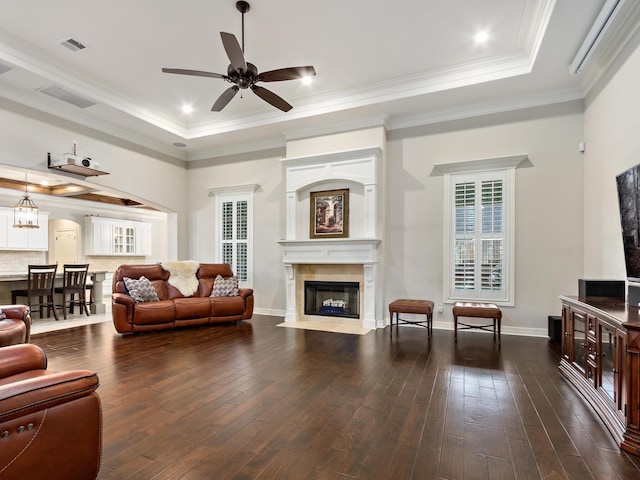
xmin=251 ymin=85 xmax=293 ymax=112
xmin=257 ymin=66 xmax=316 ymax=82
xmin=212 ymin=85 xmax=239 ymax=111
xmin=162 ymin=68 xmax=226 ymax=79
xmin=220 ymin=32 xmax=247 ymax=73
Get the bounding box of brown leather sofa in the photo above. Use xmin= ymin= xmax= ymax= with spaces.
xmin=112 ymin=263 xmax=254 ymax=334
xmin=0 ymin=305 xmax=31 ymax=347
xmin=0 ymin=343 xmax=102 ymax=480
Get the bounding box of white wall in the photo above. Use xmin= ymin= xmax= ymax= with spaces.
xmin=385 ymin=102 xmax=585 ymax=334
xmin=583 ymin=33 xmax=640 ymax=280
xmin=187 ymin=150 xmax=287 ymax=315
xmin=0 ymin=99 xmax=188 ymax=259
xmin=187 ymin=112 xmax=584 ymax=334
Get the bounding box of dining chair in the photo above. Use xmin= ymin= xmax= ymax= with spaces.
xmin=11 ymin=264 xmax=59 ymax=321
xmin=55 ymin=264 xmax=90 ymax=319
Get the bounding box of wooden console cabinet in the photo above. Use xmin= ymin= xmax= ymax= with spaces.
xmin=560 ymin=296 xmax=640 ymax=455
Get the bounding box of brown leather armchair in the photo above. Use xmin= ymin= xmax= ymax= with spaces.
xmin=0 ymin=343 xmax=102 ymax=480
xmin=0 ymin=305 xmax=31 ymax=347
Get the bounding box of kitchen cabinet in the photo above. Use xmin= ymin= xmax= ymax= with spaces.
xmin=85 ymin=216 xmax=151 ymax=256
xmin=0 ymin=207 xmax=48 ymax=250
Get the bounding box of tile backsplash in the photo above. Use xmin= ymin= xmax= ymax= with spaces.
xmin=85 ymin=256 xmax=147 ymax=274
xmin=0 ymin=251 xmax=47 ymax=272
xmin=0 ymin=252 xmax=146 ymax=274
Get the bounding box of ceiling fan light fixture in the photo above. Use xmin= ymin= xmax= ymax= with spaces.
xmin=161 ymin=0 xmax=315 ymax=112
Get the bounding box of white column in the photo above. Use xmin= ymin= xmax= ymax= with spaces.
xmin=285 ymin=191 xmax=297 ymax=240
xmin=283 ymin=263 xmax=297 ymax=322
xmin=363 ymin=184 xmax=377 ymax=238
xmin=362 ymin=263 xmax=377 ymax=329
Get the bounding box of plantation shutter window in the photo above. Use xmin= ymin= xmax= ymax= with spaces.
xmin=447 ymin=170 xmax=512 ymax=303
xmin=209 ymin=184 xmax=257 ymax=289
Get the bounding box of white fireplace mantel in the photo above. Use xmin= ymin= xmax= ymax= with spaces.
xmin=279 ymin=145 xmax=384 ymax=329
xmin=278 ymin=238 xmax=381 ymax=265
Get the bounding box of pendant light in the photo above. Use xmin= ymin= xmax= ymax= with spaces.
xmin=13 ymin=174 xmax=39 ymax=229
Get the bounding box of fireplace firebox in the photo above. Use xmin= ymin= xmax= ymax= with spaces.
xmin=304 ymin=281 xmax=360 ymax=319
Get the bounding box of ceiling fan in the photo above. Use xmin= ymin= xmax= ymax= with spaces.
xmin=162 ymin=1 xmax=316 ymax=112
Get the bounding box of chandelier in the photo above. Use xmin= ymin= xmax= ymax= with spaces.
xmin=13 ymin=175 xmax=39 ymax=229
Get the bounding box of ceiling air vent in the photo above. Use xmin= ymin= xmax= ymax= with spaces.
xmin=58 ymin=37 xmax=87 ymax=52
xmin=37 ymin=85 xmax=96 ymax=108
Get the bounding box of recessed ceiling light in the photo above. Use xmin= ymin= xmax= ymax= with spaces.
xmin=475 ymin=31 xmax=489 ymax=44
xmin=301 ymin=76 xmax=313 ymax=85
xmin=181 ymin=104 xmax=193 ymax=114
xmin=172 ymin=142 xmax=187 ymax=148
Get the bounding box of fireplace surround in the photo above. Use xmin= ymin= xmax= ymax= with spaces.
xmin=279 ymin=146 xmax=383 ymax=329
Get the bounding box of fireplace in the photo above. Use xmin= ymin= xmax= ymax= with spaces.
xmin=279 ymin=145 xmax=384 ymax=329
xmin=304 ymin=281 xmax=360 ymax=319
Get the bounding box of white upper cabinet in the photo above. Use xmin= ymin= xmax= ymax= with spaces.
xmin=0 ymin=207 xmax=49 ymax=250
xmin=85 ymin=216 xmax=151 ymax=256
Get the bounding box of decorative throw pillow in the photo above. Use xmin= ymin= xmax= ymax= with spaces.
xmin=123 ymin=276 xmax=160 ymax=303
xmin=211 ymin=275 xmax=239 ymax=297
xmin=0 ymin=308 xmax=5 ymax=320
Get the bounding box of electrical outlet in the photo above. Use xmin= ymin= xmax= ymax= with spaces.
xmin=438 ymin=304 xmax=443 ymax=313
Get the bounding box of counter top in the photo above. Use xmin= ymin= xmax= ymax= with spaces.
xmin=560 ymin=295 xmax=640 ymax=329
xmin=0 ymin=271 xmax=107 ymax=281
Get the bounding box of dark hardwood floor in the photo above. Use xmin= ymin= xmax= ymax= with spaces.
xmin=30 ymin=315 xmax=640 ymax=479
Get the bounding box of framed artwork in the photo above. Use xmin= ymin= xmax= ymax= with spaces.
xmin=310 ymin=189 xmax=349 ymax=239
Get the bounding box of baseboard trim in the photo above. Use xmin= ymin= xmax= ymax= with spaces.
xmin=254 ymin=308 xmax=286 ymax=317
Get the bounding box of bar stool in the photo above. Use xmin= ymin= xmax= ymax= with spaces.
xmin=11 ymin=264 xmax=59 ymax=321
xmin=55 ymin=264 xmax=90 ymax=319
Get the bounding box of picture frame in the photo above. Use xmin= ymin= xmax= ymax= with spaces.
xmin=310 ymin=189 xmax=349 ymax=239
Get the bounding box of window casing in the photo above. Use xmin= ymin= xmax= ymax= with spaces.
xmin=445 ymin=169 xmax=514 ymax=305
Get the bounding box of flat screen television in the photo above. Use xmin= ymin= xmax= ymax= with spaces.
xmin=616 ymin=163 xmax=640 ymax=282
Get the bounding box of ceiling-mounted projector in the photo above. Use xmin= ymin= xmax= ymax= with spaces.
xmin=47 ymin=152 xmax=109 ymax=177
xmin=55 ymin=153 xmax=99 ymax=170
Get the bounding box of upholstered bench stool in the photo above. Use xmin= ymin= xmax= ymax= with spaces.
xmin=389 ymin=299 xmax=434 ymax=337
xmin=452 ymin=302 xmax=502 ymax=344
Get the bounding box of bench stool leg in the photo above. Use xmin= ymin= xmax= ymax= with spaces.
xmin=454 ymin=315 xmax=458 ymax=342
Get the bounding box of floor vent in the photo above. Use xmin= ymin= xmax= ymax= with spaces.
xmin=37 ymin=85 xmax=96 ymax=108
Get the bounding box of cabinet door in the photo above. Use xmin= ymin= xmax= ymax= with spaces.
xmin=0 ymin=210 xmax=6 ymax=247
xmin=5 ymin=212 xmax=48 ymax=250
xmin=125 ymin=226 xmax=135 ymax=254
xmin=599 ymin=322 xmax=627 ymax=415
xmin=85 ymin=217 xmax=113 ymax=255
xmin=586 ymin=315 xmax=598 ymax=387
xmin=562 ymin=305 xmax=572 ymax=362
xmin=572 ymin=310 xmax=587 ymax=373
xmin=6 ymin=215 xmax=28 ymax=248
xmin=135 ymin=222 xmax=152 ymax=256
xmin=27 ymin=214 xmax=48 ymax=249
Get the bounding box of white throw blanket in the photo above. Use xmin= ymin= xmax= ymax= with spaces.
xmin=161 ymin=260 xmax=200 ymax=297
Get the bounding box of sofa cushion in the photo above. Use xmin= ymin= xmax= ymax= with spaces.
xmin=132 ymin=300 xmax=175 ymax=325
xmin=210 ymin=296 xmax=245 ymax=317
xmin=174 ymin=297 xmax=211 ymax=320
xmin=123 ymin=276 xmax=160 ymax=303
xmin=211 ymin=275 xmax=239 ymax=297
